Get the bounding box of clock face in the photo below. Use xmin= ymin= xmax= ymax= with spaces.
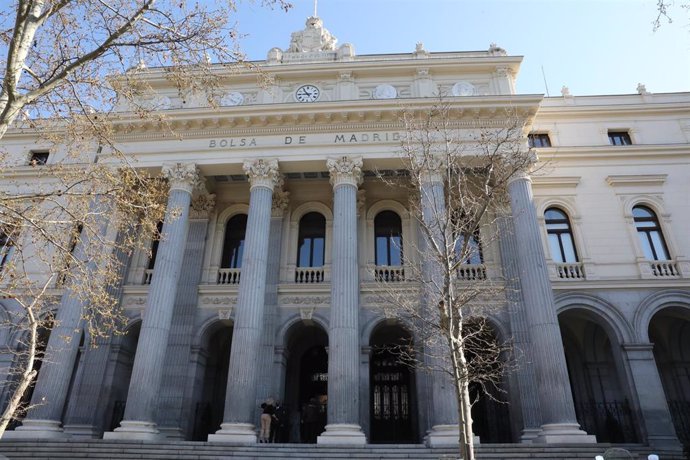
xmin=374 ymin=84 xmax=397 ymax=100
xmin=295 ymin=85 xmax=320 ymax=103
xmin=221 ymin=91 xmax=244 ymax=106
xmin=452 ymin=81 xmax=476 ymax=97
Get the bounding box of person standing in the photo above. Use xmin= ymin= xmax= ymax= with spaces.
xmin=259 ymin=398 xmax=275 ymax=443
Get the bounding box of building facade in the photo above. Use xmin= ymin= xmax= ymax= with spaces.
xmin=1 ymin=16 xmax=689 ymax=451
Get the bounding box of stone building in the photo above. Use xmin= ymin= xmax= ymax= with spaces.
xmin=1 ymin=15 xmax=688 ymax=452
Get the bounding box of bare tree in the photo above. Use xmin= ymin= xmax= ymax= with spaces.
xmin=373 ymin=100 xmax=535 ymax=460
xmin=0 ymin=0 xmax=291 ymax=436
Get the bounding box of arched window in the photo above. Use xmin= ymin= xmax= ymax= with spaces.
xmin=221 ymin=214 xmax=248 ymax=268
xmin=633 ymin=205 xmax=670 ymax=261
xmin=375 ymin=211 xmax=403 ymax=266
xmin=545 ymin=208 xmax=578 ymax=263
xmin=297 ymin=212 xmax=326 ymax=267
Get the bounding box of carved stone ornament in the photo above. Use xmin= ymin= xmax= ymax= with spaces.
xmin=280 ymin=296 xmax=331 ymax=307
xmin=272 ymin=188 xmax=290 ymax=217
xmin=243 ymin=158 xmax=281 ymax=190
xmin=190 ymin=191 xmax=216 ymax=219
xmin=327 ymin=156 xmax=363 ymax=188
xmin=218 ymin=309 xmax=233 ymax=320
xmin=299 ymin=307 xmax=315 ymax=321
xmin=357 ymin=189 xmax=366 ymax=215
xmin=200 ymin=296 xmax=238 ymax=307
xmin=287 ymin=16 xmax=337 ymax=53
xmin=162 ymin=162 xmax=200 ymax=193
xmin=416 ymin=154 xmax=446 ymax=183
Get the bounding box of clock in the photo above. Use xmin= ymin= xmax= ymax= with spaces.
xmin=452 ymin=81 xmax=476 ymax=97
xmin=373 ymin=84 xmax=397 ymax=100
xmin=220 ymin=91 xmax=244 ymax=106
xmin=295 ymin=84 xmax=320 ymax=103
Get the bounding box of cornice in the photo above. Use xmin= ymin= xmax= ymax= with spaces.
xmin=535 ymin=101 xmax=690 ymax=119
xmin=531 ymin=176 xmax=580 ymax=188
xmin=606 ymin=174 xmax=667 ymax=187
xmin=109 ymin=95 xmax=543 ymax=141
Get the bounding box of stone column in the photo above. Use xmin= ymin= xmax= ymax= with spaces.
xmin=8 ymin=201 xmax=110 ymax=439
xmin=317 ymin=156 xmax=366 ymax=445
xmin=507 ymin=171 xmax=594 ymax=443
xmin=496 ymin=213 xmax=542 ymax=442
xmin=416 ymin=162 xmax=461 ymax=447
xmin=104 ymin=162 xmax=199 ymax=440
xmin=622 ymin=344 xmax=682 ymax=450
xmin=157 ymin=190 xmax=215 ymax=438
xmin=208 ymin=159 xmax=280 ymax=443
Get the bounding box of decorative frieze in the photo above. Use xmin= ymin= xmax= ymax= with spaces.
xmin=280 ymin=295 xmax=331 ymax=307
xmin=199 ymin=295 xmax=238 ymax=308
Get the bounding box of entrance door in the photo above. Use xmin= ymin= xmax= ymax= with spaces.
xmin=370 ymin=346 xmax=413 ymax=443
xmin=369 ymin=324 xmax=416 ymax=443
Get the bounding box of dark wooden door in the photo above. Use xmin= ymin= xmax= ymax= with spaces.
xmin=370 ymin=348 xmax=413 ymax=443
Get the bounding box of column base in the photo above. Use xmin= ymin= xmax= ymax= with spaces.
xmin=647 ymin=434 xmax=684 ymax=451
xmin=63 ymin=424 xmax=100 ymax=439
xmin=207 ymin=423 xmax=257 ymax=443
xmin=103 ymin=421 xmax=162 ymax=441
xmin=519 ymin=427 xmax=542 ymax=443
xmin=317 ymin=424 xmax=367 ymax=445
xmin=158 ymin=426 xmax=184 ymax=439
xmin=3 ymin=419 xmax=68 ymax=439
xmin=424 ymin=424 xmax=480 ymax=447
xmin=532 ymin=423 xmax=596 ymax=444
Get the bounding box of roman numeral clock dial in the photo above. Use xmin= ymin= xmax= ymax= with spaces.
xmin=295 ymin=84 xmax=320 ymax=103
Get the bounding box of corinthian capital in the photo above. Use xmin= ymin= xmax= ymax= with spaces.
xmin=327 ymin=156 xmax=363 ymax=188
xmin=243 ymin=158 xmax=281 ymax=190
xmin=162 ymin=162 xmax=200 ymax=193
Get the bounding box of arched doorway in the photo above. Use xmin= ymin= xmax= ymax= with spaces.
xmin=283 ymin=322 xmax=328 ymax=443
xmin=559 ymin=310 xmax=638 ymax=442
xmin=467 ymin=319 xmax=513 ymax=443
xmin=105 ymin=320 xmax=141 ymax=432
xmin=369 ymin=322 xmax=417 ymax=444
xmin=649 ymin=307 xmax=690 ymax=448
xmin=192 ymin=321 xmax=233 ymax=441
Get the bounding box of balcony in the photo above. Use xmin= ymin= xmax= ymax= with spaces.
xmin=456 ymin=264 xmax=487 ymax=281
xmin=143 ymin=269 xmax=154 ymax=285
xmin=374 ymin=265 xmax=405 ymax=282
xmin=554 ymin=262 xmax=585 ymax=280
xmin=294 ymin=266 xmax=326 ymax=283
xmin=650 ymin=260 xmax=680 ymax=278
xmin=217 ymin=268 xmax=241 ymax=285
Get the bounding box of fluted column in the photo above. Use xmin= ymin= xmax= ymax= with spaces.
xmin=417 ymin=163 xmax=461 ymax=447
xmin=8 ymin=203 xmax=110 ymax=439
xmin=507 ymin=172 xmax=594 ymax=443
xmin=622 ymin=344 xmax=682 ymax=450
xmin=317 ymin=156 xmax=366 ymax=445
xmin=496 ymin=213 xmax=542 ymax=442
xmin=208 ymin=159 xmax=280 ymax=443
xmin=104 ymin=162 xmax=199 ymax=440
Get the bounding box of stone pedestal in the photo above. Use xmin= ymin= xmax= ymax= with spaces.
xmin=104 ymin=163 xmax=199 ymax=441
xmin=317 ymin=156 xmax=366 ymax=446
xmin=3 ymin=420 xmax=68 ymax=439
xmin=425 ymin=424 xmax=480 ymax=447
xmin=209 ymin=159 xmax=280 ymax=444
xmin=508 ymin=172 xmax=595 ymax=444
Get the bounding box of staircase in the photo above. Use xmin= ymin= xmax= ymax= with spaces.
xmin=0 ymin=440 xmax=685 ymax=460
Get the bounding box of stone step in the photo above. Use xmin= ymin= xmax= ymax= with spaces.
xmin=0 ymin=440 xmax=683 ymax=460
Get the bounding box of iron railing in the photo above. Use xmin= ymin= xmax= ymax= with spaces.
xmin=574 ymin=400 xmax=638 ymax=443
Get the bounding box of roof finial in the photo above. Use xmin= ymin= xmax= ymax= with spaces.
xmin=314 ymin=0 xmax=318 ymax=16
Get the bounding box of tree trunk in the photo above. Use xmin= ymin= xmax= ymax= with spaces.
xmin=451 ymin=340 xmax=475 ymax=460
xmin=0 ymin=308 xmax=39 ymax=438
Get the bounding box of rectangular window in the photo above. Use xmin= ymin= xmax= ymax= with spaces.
xmin=608 ymin=131 xmax=632 ymax=146
xmin=29 ymin=151 xmax=49 ymax=166
xmin=528 ymin=133 xmax=551 ymax=148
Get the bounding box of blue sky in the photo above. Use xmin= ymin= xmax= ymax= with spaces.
xmin=231 ymin=0 xmax=690 ymax=96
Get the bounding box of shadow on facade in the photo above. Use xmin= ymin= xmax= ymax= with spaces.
xmin=105 ymin=320 xmax=141 ymax=432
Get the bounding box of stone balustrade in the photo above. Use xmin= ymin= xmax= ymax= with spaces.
xmin=216 ymin=268 xmax=242 ymax=285
xmin=143 ymin=269 xmax=154 ymax=285
xmin=650 ymin=260 xmax=679 ymax=277
xmin=456 ymin=263 xmax=487 ymax=281
xmin=295 ymin=266 xmax=326 ymax=283
xmin=374 ymin=265 xmax=405 ymax=282
xmin=554 ymin=262 xmax=586 ymax=280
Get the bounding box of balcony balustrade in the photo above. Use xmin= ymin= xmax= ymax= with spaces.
xmin=456 ymin=264 xmax=487 ymax=281
xmin=554 ymin=262 xmax=586 ymax=280
xmin=216 ymin=267 xmax=241 ymax=285
xmin=375 ymin=265 xmax=405 ymax=282
xmin=294 ymin=266 xmax=326 ymax=283
xmin=650 ymin=260 xmax=680 ymax=277
xmin=143 ymin=269 xmax=154 ymax=285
